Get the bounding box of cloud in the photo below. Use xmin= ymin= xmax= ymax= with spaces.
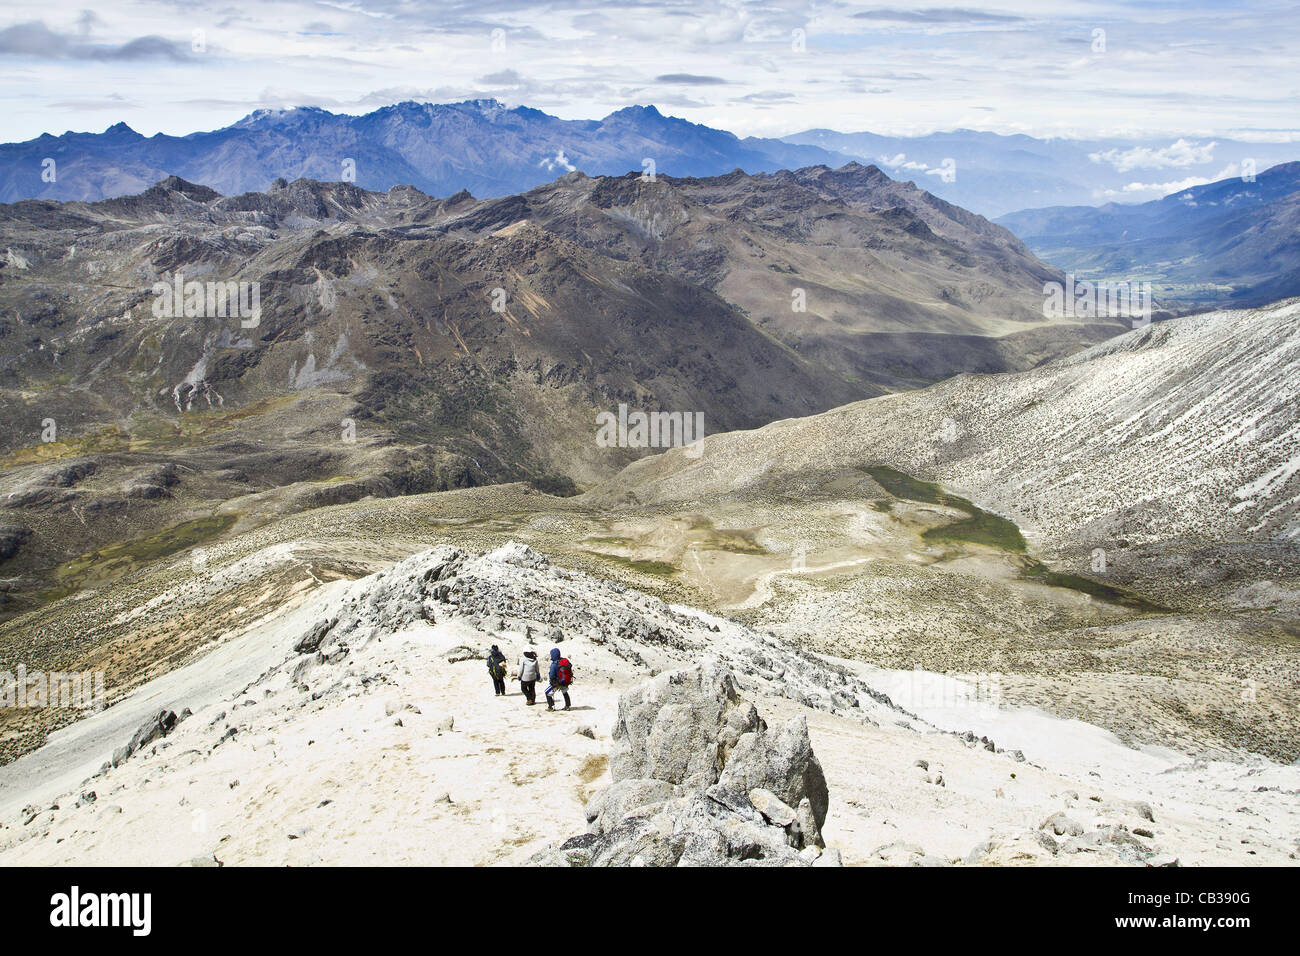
xmin=655 ymin=74 xmax=728 ymax=86
xmin=851 ymin=8 xmax=1026 ymax=24
xmin=539 ymin=148 xmax=575 ymax=173
xmin=1089 ymin=139 xmax=1219 ymax=172
xmin=0 ymin=20 xmax=191 ymax=61
xmin=48 ymin=93 xmax=139 ymax=111
xmin=1095 ymin=163 xmax=1244 ymax=198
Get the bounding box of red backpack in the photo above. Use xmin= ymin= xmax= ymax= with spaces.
xmin=555 ymin=658 xmax=573 ymax=686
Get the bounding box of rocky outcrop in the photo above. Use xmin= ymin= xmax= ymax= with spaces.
xmin=110 ymin=708 xmax=180 ymax=767
xmin=529 ymin=663 xmax=838 ymax=867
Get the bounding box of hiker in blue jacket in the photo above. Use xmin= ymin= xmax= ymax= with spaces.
xmin=545 ymin=647 xmax=572 ymax=711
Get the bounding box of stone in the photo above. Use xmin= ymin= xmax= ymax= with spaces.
xmin=748 ymin=788 xmax=797 ymax=827
xmin=792 ymin=796 xmax=824 ymax=849
xmin=294 ymin=618 xmax=335 ymax=654
xmin=1041 ymin=812 xmax=1086 ymax=837
xmin=532 ymin=663 xmax=835 ymax=868
xmin=609 ymin=664 xmax=758 ymax=789
xmin=586 ymin=778 xmax=682 ymax=833
xmin=717 ymin=714 xmax=829 ymax=830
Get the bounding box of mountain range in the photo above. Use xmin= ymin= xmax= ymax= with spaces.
xmin=996 ymin=161 xmax=1300 ymax=307
xmin=0 ymin=163 xmax=1114 ymax=622
xmin=0 ymin=101 xmax=849 ymax=207
xmin=4 ymin=99 xmax=1298 ymax=219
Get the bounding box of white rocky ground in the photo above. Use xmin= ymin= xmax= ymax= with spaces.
xmin=2 ymin=542 xmax=1296 ymax=866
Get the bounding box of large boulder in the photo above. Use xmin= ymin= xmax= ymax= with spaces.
xmin=609 ymin=663 xmax=761 ymax=789
xmin=531 ymin=663 xmax=838 ymax=867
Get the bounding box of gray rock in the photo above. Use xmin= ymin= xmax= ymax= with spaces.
xmin=1041 ymin=811 xmax=1086 ymax=837
xmin=749 ymin=788 xmax=797 ymax=827
xmin=792 ymin=796 xmax=825 ymax=849
xmin=294 ymin=618 xmax=335 ymax=654
xmin=430 ymin=714 xmax=454 ymax=734
xmin=609 ymin=664 xmax=758 ymax=789
xmin=533 ymin=662 xmax=834 ymax=868
xmin=586 ymin=778 xmax=682 ymax=834
xmin=717 ymin=714 xmax=829 ymax=830
xmin=111 ymin=709 xmax=178 ymax=767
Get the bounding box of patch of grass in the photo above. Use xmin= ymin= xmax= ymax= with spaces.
xmin=1020 ymin=559 xmax=1169 ymax=613
xmin=60 ymin=514 xmax=239 ymax=576
xmin=863 ymin=465 xmax=1025 ymax=552
xmin=0 ymin=426 xmax=130 ymax=467
xmin=581 ymin=551 xmax=678 ymax=577
xmin=681 ymin=514 xmax=768 ymax=555
xmin=863 ymin=464 xmax=1170 ymax=610
xmin=924 ymin=512 xmax=1027 ymax=552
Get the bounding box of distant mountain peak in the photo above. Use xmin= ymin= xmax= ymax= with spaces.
xmin=102 ymin=121 xmax=142 ymax=139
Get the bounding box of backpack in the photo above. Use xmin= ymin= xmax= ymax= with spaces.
xmin=487 ymin=653 xmax=505 ymax=679
xmin=555 ymin=658 xmax=573 ymax=686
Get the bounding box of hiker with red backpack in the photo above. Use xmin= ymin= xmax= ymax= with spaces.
xmin=545 ymin=647 xmax=573 ymax=711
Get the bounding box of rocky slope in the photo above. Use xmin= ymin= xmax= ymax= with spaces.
xmin=0 ymin=164 xmax=1112 ymax=621
xmin=588 ymin=300 xmax=1300 ymax=562
xmin=3 ymin=542 xmax=1295 ymax=866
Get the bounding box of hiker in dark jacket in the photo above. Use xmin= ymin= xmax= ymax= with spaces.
xmin=545 ymin=647 xmax=572 ymax=711
xmin=517 ymin=649 xmax=541 ymax=705
xmin=487 ymin=645 xmax=507 ymax=696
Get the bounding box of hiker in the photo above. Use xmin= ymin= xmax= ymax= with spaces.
xmin=517 ymin=649 xmax=541 ymax=705
xmin=487 ymin=645 xmax=507 ymax=696
xmin=545 ymin=647 xmax=573 ymax=711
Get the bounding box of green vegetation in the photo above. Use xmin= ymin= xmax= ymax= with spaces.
xmin=0 ymin=426 xmax=130 ymax=467
xmin=864 ymin=464 xmax=1167 ymax=612
xmin=60 ymin=514 xmax=239 ymax=576
xmin=1020 ymin=559 xmax=1169 ymax=614
xmin=581 ymin=551 xmax=678 ymax=577
xmin=863 ymin=465 xmax=1025 ymax=552
xmin=682 ymin=515 xmax=768 ymax=555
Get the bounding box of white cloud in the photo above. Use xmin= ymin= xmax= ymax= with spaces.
xmin=1089 ymin=139 xmax=1219 ymax=172
xmin=539 ymin=148 xmax=575 ymax=173
xmin=1094 ymin=163 xmax=1245 ymax=199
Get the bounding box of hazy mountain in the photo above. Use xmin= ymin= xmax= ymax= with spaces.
xmin=0 ymin=100 xmax=851 ymax=205
xmin=6 ymin=99 xmax=1296 ymax=221
xmin=996 ymin=162 xmax=1300 ymax=307
xmin=786 ymin=128 xmax=1300 ymax=218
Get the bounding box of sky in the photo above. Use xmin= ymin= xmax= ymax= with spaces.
xmin=1 ymin=0 xmax=1298 ymax=144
